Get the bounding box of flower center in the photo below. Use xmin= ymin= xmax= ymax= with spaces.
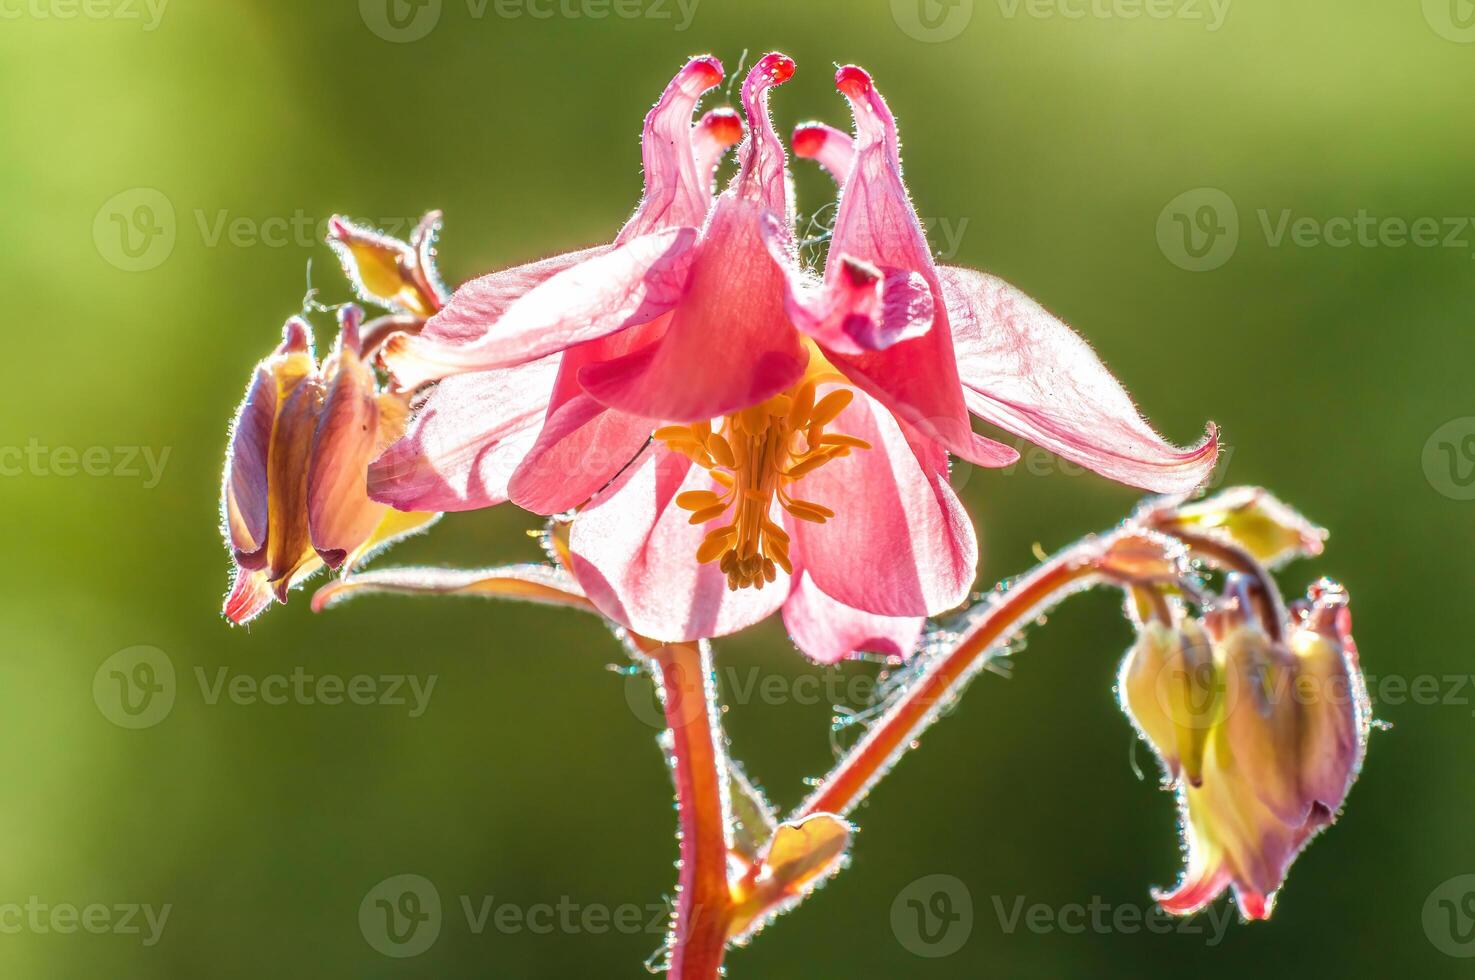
xmin=655 ymin=381 xmax=870 ymax=592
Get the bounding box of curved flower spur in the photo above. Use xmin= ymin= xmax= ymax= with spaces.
xmin=367 ymin=54 xmax=1218 ymax=661
xmin=212 ymin=51 xmax=1373 ymax=979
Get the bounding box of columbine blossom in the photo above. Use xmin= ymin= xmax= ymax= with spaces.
xmin=366 ymin=53 xmax=1217 ymax=662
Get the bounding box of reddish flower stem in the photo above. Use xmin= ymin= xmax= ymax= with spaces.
xmin=649 ymin=640 xmax=731 ymax=980
xmin=795 ymin=547 xmax=1103 ymax=821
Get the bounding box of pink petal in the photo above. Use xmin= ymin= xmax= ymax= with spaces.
xmin=819 ymin=66 xmax=1016 ymax=469
xmin=311 ymin=563 xmax=590 ymax=615
xmin=510 ymin=308 xmax=672 ymax=513
xmin=223 ymin=362 xmax=275 ymax=568
xmin=692 ymin=108 xmax=744 ymax=198
xmin=791 ymin=122 xmax=855 ymax=184
xmin=222 ymin=318 xmax=314 ymax=568
xmin=829 ymin=67 xmax=936 ymax=305
xmin=578 ymin=197 xmax=809 ymax=423
xmin=224 ymin=568 xmax=274 ymax=625
xmin=506 ymin=392 xmax=654 ymax=515
xmin=782 ymin=571 xmax=924 ymax=665
xmin=367 ymin=357 xmax=560 ymax=512
xmin=418 ymin=245 xmax=606 ymax=347
xmin=1152 ymin=864 xmax=1231 ymax=917
xmin=263 ymin=369 xmax=323 ymax=601
xmin=762 ymin=216 xmax=934 ymax=356
xmin=307 ymin=319 xmax=385 ymax=568
xmin=729 ymin=53 xmax=795 ymax=212
xmin=787 ymin=390 xmax=978 ymax=618
xmin=620 ymin=56 xmax=725 ymax=240
xmin=940 ymin=265 xmax=1219 ymax=494
xmin=382 ymin=227 xmax=699 ymax=388
xmin=566 ymin=444 xmax=789 ymax=642
xmin=576 ymin=57 xmax=807 ymax=423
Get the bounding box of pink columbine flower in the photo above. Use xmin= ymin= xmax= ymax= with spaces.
xmin=367 ymin=54 xmax=1217 ymax=662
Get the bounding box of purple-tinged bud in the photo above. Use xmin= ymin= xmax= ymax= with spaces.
xmin=219 ymin=310 xmax=439 ymax=623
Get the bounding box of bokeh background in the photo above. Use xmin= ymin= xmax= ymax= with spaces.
xmin=3 ymin=0 xmax=1474 ymax=975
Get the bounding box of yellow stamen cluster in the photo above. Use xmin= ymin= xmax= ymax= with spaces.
xmin=655 ymin=382 xmax=871 ymax=591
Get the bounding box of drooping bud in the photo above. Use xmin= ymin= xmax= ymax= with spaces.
xmin=219 ymin=309 xmax=439 ymax=623
xmin=1119 ymin=618 xmax=1218 ymax=786
xmin=1215 ymin=618 xmax=1304 ymax=825
xmin=1290 ymin=581 xmax=1368 ymax=812
xmin=1125 ymin=579 xmax=1370 ymax=921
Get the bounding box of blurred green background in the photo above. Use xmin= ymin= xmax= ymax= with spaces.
xmin=3 ymin=0 xmax=1474 ymax=975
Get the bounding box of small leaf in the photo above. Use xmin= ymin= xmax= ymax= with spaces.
xmin=727 ymin=813 xmax=852 ymax=943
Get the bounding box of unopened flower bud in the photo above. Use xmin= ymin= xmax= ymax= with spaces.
xmin=326 ymin=212 xmax=447 ymax=320
xmin=1217 ymin=622 xmax=1304 ymax=825
xmin=1119 ymin=618 xmax=1217 ymax=786
xmin=1128 ymin=580 xmax=1370 ymax=921
xmin=1160 ymin=487 xmax=1326 ymax=568
xmin=1290 ymin=581 xmax=1367 ymax=812
xmin=220 ymin=308 xmax=438 ymax=624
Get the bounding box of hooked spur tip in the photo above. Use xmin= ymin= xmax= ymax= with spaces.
xmin=698 ymin=107 xmax=743 ymax=146
xmin=316 ymin=548 xmax=349 ymax=571
xmin=337 ymin=304 xmax=365 ymax=356
xmin=682 ymin=54 xmax=724 ymax=89
xmin=752 ymin=51 xmax=795 ymax=86
xmin=791 ymin=123 xmax=828 ymax=159
xmin=279 ymin=316 xmax=312 ymax=354
xmin=835 ymin=64 xmax=873 ymax=99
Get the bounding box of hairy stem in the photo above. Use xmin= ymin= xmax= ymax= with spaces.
xmin=795 ymin=545 xmax=1104 ymax=820
xmin=649 ymin=640 xmax=731 ymax=979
